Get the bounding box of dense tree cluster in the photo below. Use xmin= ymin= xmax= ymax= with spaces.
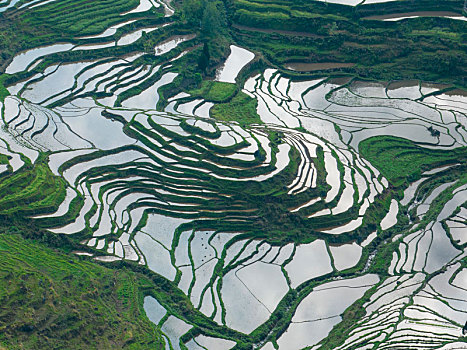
xmin=182 ymin=0 xmax=227 ymax=38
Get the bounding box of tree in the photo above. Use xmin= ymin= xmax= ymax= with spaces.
xmin=197 ymin=42 xmax=210 ymax=72
xmin=201 ymin=1 xmax=225 ymax=37
xmin=182 ymin=0 xmax=205 ymax=27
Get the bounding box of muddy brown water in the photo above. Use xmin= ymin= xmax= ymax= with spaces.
xmin=286 ymin=62 xmax=355 ymax=72
xmin=387 ymin=80 xmax=419 ymax=90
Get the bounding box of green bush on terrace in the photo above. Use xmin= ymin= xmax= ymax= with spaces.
xmin=210 ymin=91 xmax=262 ymax=125
xmin=189 ymin=80 xmax=237 ymax=102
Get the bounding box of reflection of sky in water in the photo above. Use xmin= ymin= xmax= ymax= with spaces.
xmin=62 ymin=108 xmax=134 ymax=149
xmin=5 ymin=43 xmax=73 ymax=74
xmin=216 ymin=45 xmax=255 ymax=84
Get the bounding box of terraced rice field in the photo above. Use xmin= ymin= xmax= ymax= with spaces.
xmin=0 ymin=0 xmax=466 ymax=349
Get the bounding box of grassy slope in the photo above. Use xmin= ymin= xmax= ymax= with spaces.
xmin=359 ymin=135 xmax=467 ymax=187
xmin=0 ymin=231 xmax=164 ymax=350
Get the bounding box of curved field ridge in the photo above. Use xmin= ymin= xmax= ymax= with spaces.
xmin=0 ymin=1 xmax=466 ymax=349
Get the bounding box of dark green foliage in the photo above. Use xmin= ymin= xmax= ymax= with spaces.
xmin=181 ymin=0 xmax=206 ymax=26
xmin=201 ymin=1 xmax=226 ymax=37
xmin=182 ymin=0 xmax=227 ymax=38
xmin=198 ymin=42 xmax=211 ymax=72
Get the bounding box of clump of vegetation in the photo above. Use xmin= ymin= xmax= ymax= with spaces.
xmin=0 ymin=75 xmax=9 ymax=102
xmin=180 ymin=0 xmax=230 ymax=73
xmin=181 ymin=0 xmax=227 ymax=38
xmin=428 ymin=125 xmax=441 ymax=137
xmin=189 ymin=80 xmax=237 ymax=102
xmin=210 ymin=91 xmax=262 ymax=125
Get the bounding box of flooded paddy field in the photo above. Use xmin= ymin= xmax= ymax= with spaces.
xmin=363 ymin=11 xmax=467 ymax=22
xmin=0 ymin=0 xmax=466 ymax=349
